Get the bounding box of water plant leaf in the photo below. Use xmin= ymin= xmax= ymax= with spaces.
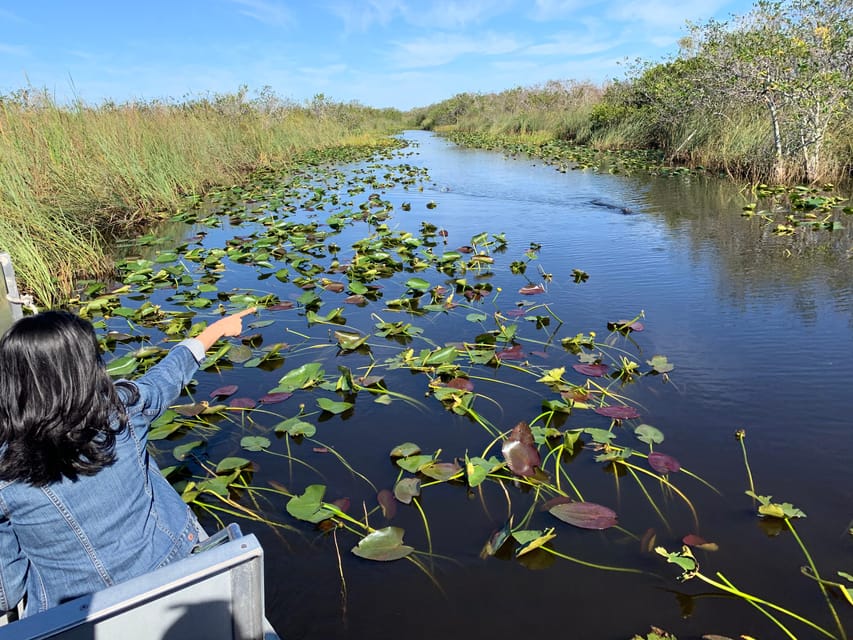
xmin=274 ymin=362 xmax=325 ymax=392
xmin=496 ymin=344 xmax=524 ymax=360
xmin=390 ymin=442 xmax=421 ymax=457
xmin=635 ymin=424 xmax=665 ymax=445
xmin=608 ymin=319 xmax=644 ymax=333
xmin=316 ymin=397 xmax=354 ymax=414
xmin=228 ymin=344 xmax=253 ymax=363
xmin=648 ymin=452 xmax=681 ymax=474
xmin=745 ymin=491 xmax=806 ymax=519
xmin=549 ymin=502 xmax=618 ymax=529
xmin=351 ymin=527 xmax=414 ymax=561
xmin=647 ymin=355 xmax=674 ymax=374
xmin=481 ymin=520 xmax=513 ymax=558
xmin=173 ymin=439 xmax=204 ymax=461
xmin=259 ymin=392 xmax=293 ymax=404
xmin=513 ymin=528 xmax=557 ymax=557
xmin=334 ymin=330 xmax=369 ymax=351
xmin=229 ymin=397 xmax=256 ymax=409
xmin=172 ymin=402 xmax=209 ymax=417
xmin=377 ymin=489 xmax=397 ymax=519
xmin=396 ymin=454 xmax=435 ymax=473
xmin=502 ymin=421 xmax=541 ymax=477
xmin=209 ymin=385 xmax=238 ymax=399
xmin=216 ymin=456 xmax=250 ymax=473
xmin=445 ymin=377 xmax=474 ymax=392
xmin=682 ymin=534 xmax=718 ymax=552
xmin=286 ymin=484 xmax=335 ymax=523
xmin=393 ymin=477 xmax=421 ymax=504
xmin=106 ymin=354 xmax=139 ymax=376
xmin=248 ymin=319 xmax=275 ymax=329
xmin=241 ymin=436 xmax=270 ymax=451
xmin=405 ymin=277 xmax=431 ymax=291
xmin=519 ymin=284 xmax=545 ymax=295
xmin=583 ymin=427 xmax=617 ymax=444
xmin=274 ymin=416 xmax=316 ymax=437
xmin=419 ymin=461 xmax=462 ymax=481
xmin=655 ymin=545 xmax=698 ymax=578
xmin=594 ymin=405 xmax=640 ymax=420
xmin=572 ymin=363 xmax=609 ymax=377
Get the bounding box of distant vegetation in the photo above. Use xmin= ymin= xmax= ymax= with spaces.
xmin=410 ymin=0 xmax=853 ymax=185
xmin=0 ymin=87 xmax=404 ymax=304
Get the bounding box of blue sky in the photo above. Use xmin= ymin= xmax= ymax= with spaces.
xmin=1 ymin=0 xmax=754 ymax=110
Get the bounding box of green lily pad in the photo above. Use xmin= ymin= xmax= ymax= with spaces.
xmin=286 ymin=484 xmax=335 ymax=523
xmin=351 ymin=526 xmax=414 ymax=561
xmin=316 ymin=397 xmax=354 ymax=414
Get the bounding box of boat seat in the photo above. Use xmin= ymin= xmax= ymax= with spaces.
xmin=0 ymin=523 xmax=278 ymax=640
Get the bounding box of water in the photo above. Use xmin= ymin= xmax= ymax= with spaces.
xmin=143 ymin=131 xmax=853 ymax=639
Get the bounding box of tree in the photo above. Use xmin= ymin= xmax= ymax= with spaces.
xmin=689 ymin=0 xmax=853 ymax=182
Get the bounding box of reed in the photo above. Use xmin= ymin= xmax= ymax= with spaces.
xmin=0 ymin=88 xmax=403 ymax=304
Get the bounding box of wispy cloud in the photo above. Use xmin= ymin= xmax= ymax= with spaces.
xmin=603 ymin=0 xmax=730 ymax=30
xmin=228 ymin=0 xmax=293 ymax=27
xmin=391 ymin=32 xmax=521 ymax=68
xmin=399 ymin=0 xmax=511 ymax=30
xmin=523 ymin=28 xmax=618 ymax=57
xmin=325 ymin=0 xmax=404 ymax=32
xmin=0 ymin=43 xmax=28 ymax=57
xmin=530 ymin=0 xmax=596 ymax=21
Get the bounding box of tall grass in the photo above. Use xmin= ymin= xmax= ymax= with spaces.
xmin=0 ymin=88 xmax=403 ymax=304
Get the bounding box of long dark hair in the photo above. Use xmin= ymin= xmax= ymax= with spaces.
xmin=0 ymin=311 xmax=128 ymax=485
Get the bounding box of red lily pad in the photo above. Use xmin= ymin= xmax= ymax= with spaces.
xmin=594 ymin=405 xmax=640 ymax=420
xmin=344 ymin=295 xmax=367 ymax=305
xmin=229 ymin=397 xmax=256 ymax=409
xmin=496 ymin=344 xmax=524 ymax=360
xmin=608 ymin=319 xmax=644 ymax=332
xmin=572 ymin=363 xmax=609 ymax=377
xmin=648 ymin=451 xmax=681 ymax=474
xmin=324 ymin=282 xmax=345 ymax=293
xmin=549 ymin=501 xmax=618 ymax=530
xmin=377 ymin=489 xmax=397 ymax=519
xmin=519 ymin=284 xmax=546 ymax=295
xmin=504 ymin=308 xmax=527 ymax=318
xmin=268 ymin=301 xmax=295 ymax=311
xmin=445 ymin=377 xmax=474 ymax=392
xmin=259 ymin=391 xmax=293 ymax=404
xmin=209 ymin=385 xmax=238 ymax=399
xmin=502 ymin=421 xmax=540 ymax=477
xmin=683 ymin=533 xmax=719 ymax=551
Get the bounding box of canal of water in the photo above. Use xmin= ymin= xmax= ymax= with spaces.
xmin=90 ymin=130 xmax=853 ymax=639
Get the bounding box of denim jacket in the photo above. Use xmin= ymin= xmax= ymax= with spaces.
xmin=0 ymin=341 xmax=206 ymax=615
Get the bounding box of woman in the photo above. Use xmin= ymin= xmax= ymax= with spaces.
xmin=0 ymin=307 xmax=254 ymax=615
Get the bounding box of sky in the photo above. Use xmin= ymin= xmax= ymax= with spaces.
xmin=0 ymin=0 xmax=755 ymax=110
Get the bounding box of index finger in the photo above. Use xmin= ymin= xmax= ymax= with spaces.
xmin=235 ymin=307 xmax=257 ymax=317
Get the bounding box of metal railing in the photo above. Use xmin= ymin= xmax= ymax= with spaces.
xmin=0 ymin=253 xmax=27 ymax=330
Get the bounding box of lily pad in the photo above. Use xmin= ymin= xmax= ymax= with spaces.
xmin=572 ymin=363 xmax=609 ymax=377
xmin=393 ymin=477 xmax=421 ymax=504
xmin=351 ymin=527 xmax=414 ymax=561
xmin=648 ymin=451 xmax=681 ymax=474
xmin=209 ymin=385 xmax=238 ymax=399
xmin=286 ymin=484 xmax=335 ymax=523
xmin=502 ymin=421 xmax=540 ymax=477
xmin=549 ymin=502 xmax=618 ymax=530
xmin=316 ymin=397 xmax=354 ymax=414
xmin=594 ymin=405 xmax=640 ymax=420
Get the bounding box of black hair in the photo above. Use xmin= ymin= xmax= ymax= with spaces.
xmin=0 ymin=310 xmax=129 ymax=485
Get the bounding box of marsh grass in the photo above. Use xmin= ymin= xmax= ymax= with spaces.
xmin=0 ymin=89 xmax=403 ymax=304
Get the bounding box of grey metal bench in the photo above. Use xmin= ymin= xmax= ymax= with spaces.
xmin=0 ymin=524 xmax=279 ymax=640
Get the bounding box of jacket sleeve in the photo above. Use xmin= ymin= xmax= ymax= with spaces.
xmin=0 ymin=512 xmax=27 ymax=613
xmin=123 ymin=341 xmax=202 ymax=435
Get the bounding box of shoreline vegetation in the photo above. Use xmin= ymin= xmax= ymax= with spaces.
xmin=0 ymin=88 xmax=405 ymax=305
xmin=2 ymin=0 xmax=851 ymax=305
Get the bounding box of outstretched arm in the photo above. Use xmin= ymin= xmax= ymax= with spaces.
xmin=193 ymin=307 xmax=257 ymax=352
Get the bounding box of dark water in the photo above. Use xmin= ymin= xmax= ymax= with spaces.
xmin=159 ymin=131 xmax=853 ymax=639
